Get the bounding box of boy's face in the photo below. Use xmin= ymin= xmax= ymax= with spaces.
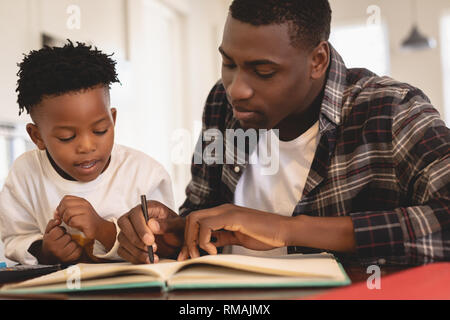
xmin=27 ymin=86 xmax=116 ymax=182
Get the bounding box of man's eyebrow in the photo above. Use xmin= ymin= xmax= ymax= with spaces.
xmin=218 ymin=46 xmax=279 ymax=67
xmin=218 ymin=46 xmax=232 ymax=60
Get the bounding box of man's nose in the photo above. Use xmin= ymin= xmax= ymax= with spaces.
xmin=227 ymin=71 xmax=253 ymax=102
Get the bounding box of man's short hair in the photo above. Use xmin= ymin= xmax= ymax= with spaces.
xmin=16 ymin=40 xmax=120 ymax=115
xmin=229 ymin=0 xmax=332 ymax=49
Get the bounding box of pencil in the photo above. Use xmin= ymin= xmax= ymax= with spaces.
xmin=140 ymin=195 xmax=155 ymax=264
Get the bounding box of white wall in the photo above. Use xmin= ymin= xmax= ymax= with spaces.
xmin=0 ymin=0 xmax=229 ymax=264
xmin=329 ymin=0 xmax=450 ymax=121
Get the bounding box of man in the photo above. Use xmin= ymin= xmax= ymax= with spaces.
xmin=117 ymin=0 xmax=449 ymax=266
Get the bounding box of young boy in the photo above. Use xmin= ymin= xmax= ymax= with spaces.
xmin=0 ymin=41 xmax=175 ymax=265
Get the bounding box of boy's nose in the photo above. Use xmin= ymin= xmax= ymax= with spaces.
xmin=76 ymin=135 xmax=96 ymax=154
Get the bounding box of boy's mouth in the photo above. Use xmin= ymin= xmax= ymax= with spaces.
xmin=75 ymin=159 xmax=99 ymax=170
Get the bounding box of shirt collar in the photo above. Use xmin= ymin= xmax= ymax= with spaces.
xmin=319 ymin=44 xmax=348 ymax=129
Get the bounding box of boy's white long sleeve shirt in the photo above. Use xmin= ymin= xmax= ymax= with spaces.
xmin=0 ymin=144 xmax=175 ymax=265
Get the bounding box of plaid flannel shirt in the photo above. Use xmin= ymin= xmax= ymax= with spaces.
xmin=179 ymin=45 xmax=450 ymax=266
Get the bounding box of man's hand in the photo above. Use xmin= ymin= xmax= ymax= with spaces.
xmin=55 ymin=195 xmax=116 ymax=251
xmin=117 ymin=200 xmax=185 ymax=264
xmin=177 ymin=204 xmax=291 ymax=261
xmin=41 ymin=218 xmax=83 ymax=264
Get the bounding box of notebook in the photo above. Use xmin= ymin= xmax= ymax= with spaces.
xmin=1 ymin=253 xmax=350 ymax=294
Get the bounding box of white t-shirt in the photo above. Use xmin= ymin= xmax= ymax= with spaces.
xmin=230 ymin=121 xmax=320 ymax=257
xmin=0 ymin=144 xmax=175 ymax=265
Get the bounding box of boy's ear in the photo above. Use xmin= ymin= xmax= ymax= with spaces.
xmin=110 ymin=108 xmax=117 ymax=125
xmin=26 ymin=123 xmax=46 ymax=150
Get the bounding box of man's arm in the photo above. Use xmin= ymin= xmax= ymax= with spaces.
xmin=347 ymin=91 xmax=450 ymax=264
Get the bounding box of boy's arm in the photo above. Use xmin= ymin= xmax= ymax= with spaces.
xmin=0 ymin=185 xmax=44 ymax=265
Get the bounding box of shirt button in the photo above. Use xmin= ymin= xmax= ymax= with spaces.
xmin=234 ymin=166 xmax=241 ymax=173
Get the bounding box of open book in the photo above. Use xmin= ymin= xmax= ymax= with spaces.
xmin=1 ymin=253 xmax=351 ymax=294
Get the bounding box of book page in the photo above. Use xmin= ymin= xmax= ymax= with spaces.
xmin=168 ymin=265 xmax=346 ymax=289
xmin=2 ymin=261 xmax=172 ymax=290
xmin=179 ymin=253 xmax=345 ymax=279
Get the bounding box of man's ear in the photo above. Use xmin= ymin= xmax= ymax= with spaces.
xmin=310 ymin=41 xmax=330 ymax=80
xmin=110 ymin=108 xmax=117 ymax=125
xmin=26 ymin=123 xmax=46 ymax=150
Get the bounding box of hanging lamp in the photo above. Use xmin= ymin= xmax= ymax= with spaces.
xmin=401 ymin=0 xmax=436 ymax=50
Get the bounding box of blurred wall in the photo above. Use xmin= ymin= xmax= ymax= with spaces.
xmin=330 ymin=0 xmax=450 ymax=123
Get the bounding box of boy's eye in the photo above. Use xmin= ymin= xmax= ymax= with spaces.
xmin=58 ymin=136 xmax=75 ymax=142
xmin=94 ymin=129 xmax=108 ymax=135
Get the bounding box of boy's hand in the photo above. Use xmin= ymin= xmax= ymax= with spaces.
xmin=56 ymin=195 xmax=102 ymax=239
xmin=56 ymin=195 xmax=116 ymax=251
xmin=41 ymin=218 xmax=83 ymax=264
xmin=117 ymin=200 xmax=185 ymax=264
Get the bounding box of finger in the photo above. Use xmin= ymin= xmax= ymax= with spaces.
xmin=198 ymin=222 xmax=218 ymax=255
xmin=117 ymin=241 xmax=159 ymax=265
xmin=184 ymin=216 xmax=200 ymax=259
xmin=62 ymin=240 xmax=79 ymax=257
xmin=147 ymin=203 xmax=168 ymax=219
xmin=117 ymin=231 xmax=150 ymax=262
xmin=64 ymin=243 xmax=83 ymax=262
xmin=56 ymin=196 xmax=80 ymax=215
xmin=177 ymin=246 xmax=189 ymax=261
xmin=59 ymin=206 xmax=86 ymax=226
xmin=129 ymin=208 xmax=154 ymax=246
xmin=147 ymin=201 xmax=179 ymax=219
xmin=45 ymin=219 xmax=62 ymax=234
xmin=118 ymin=213 xmax=148 ymax=250
xmin=118 ymin=245 xmax=142 ymax=264
xmin=46 ymin=226 xmax=67 ymax=242
xmin=65 ymin=215 xmax=85 ymax=230
xmin=57 ymin=233 xmax=73 ymax=247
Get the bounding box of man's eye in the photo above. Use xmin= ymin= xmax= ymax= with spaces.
xmin=94 ymin=129 xmax=108 ymax=135
xmin=222 ymin=62 xmax=236 ymax=69
xmin=58 ymin=136 xmax=75 ymax=142
xmin=255 ymin=70 xmax=276 ymax=79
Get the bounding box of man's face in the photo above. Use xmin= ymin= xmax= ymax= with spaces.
xmin=220 ymin=16 xmax=317 ymax=131
xmin=27 ymin=86 xmax=116 ymax=182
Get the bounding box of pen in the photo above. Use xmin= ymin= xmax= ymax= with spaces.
xmin=140 ymin=195 xmax=155 ymax=264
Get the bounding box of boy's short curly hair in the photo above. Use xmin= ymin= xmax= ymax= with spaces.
xmin=16 ymin=40 xmax=120 ymax=115
xmin=229 ymin=0 xmax=332 ymax=49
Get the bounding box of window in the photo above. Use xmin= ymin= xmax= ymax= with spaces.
xmin=0 ymin=123 xmax=33 ymax=188
xmin=329 ymin=23 xmax=390 ymax=77
xmin=440 ymin=14 xmax=450 ymax=126
xmin=113 ymin=0 xmax=185 ymax=206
